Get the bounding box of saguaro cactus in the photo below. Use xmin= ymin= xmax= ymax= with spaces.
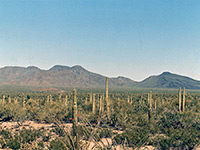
xmin=72 ymin=89 xmax=78 ymax=124
xmin=148 ymin=91 xmax=153 ymax=128
xmin=102 ymin=94 xmax=104 ymax=113
xmin=128 ymin=95 xmax=130 ymax=103
xmin=59 ymin=94 xmax=62 ymax=102
xmin=90 ymin=90 xmax=93 ymax=104
xmin=106 ymin=77 xmax=110 ymax=118
xmin=2 ymin=95 xmax=5 ymax=105
xmin=72 ymin=89 xmax=79 ymax=149
xmin=14 ymin=98 xmax=18 ymax=104
xmin=92 ymin=93 xmax=96 ymax=114
xmin=23 ymin=97 xmax=26 ymax=107
xmin=99 ymin=95 xmax=102 ymax=113
xmin=179 ymin=87 xmax=182 ymax=112
xmin=85 ymin=97 xmax=88 ymax=105
xmin=8 ymin=96 xmax=11 ymax=104
xmin=149 ymin=91 xmax=152 ymax=110
xmin=182 ymin=87 xmax=186 ymax=112
xmin=49 ymin=94 xmax=53 ymax=104
xmin=162 ymin=97 xmax=164 ymax=105
xmin=46 ymin=95 xmax=50 ymax=105
xmin=130 ymin=95 xmax=133 ymax=104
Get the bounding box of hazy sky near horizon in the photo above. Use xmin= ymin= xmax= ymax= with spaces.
xmin=1 ymin=0 xmax=200 ymax=81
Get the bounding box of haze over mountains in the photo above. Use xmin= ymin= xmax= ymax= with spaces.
xmin=0 ymin=65 xmax=200 ymax=89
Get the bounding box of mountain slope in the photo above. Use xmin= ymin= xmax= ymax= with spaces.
xmin=0 ymin=66 xmax=200 ymax=89
xmin=139 ymin=72 xmax=200 ymax=89
xmin=0 ymin=65 xmax=137 ymax=88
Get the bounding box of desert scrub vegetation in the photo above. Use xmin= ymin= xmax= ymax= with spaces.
xmin=0 ymin=86 xmax=200 ymax=149
xmin=0 ymin=127 xmax=45 ymax=149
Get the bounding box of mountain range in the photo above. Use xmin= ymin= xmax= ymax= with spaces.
xmin=0 ymin=65 xmax=200 ymax=90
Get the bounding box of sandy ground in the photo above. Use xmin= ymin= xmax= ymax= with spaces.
xmin=0 ymin=121 xmax=199 ymax=150
xmin=0 ymin=121 xmax=72 ymax=131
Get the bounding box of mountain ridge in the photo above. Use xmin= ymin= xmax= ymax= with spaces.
xmin=140 ymin=71 xmax=200 ymax=89
xmin=0 ymin=65 xmax=199 ymax=89
xmin=0 ymin=65 xmax=137 ymax=88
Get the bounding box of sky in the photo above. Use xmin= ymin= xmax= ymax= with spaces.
xmin=0 ymin=0 xmax=200 ymax=81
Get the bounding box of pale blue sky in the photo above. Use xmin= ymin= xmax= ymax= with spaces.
xmin=0 ymin=0 xmax=200 ymax=81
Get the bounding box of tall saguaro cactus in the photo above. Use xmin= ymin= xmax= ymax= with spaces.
xmin=72 ymin=89 xmax=78 ymax=124
xmin=182 ymin=87 xmax=186 ymax=112
xmin=149 ymin=91 xmax=152 ymax=110
xmin=179 ymin=87 xmax=182 ymax=112
xmin=99 ymin=95 xmax=102 ymax=113
xmin=72 ymin=89 xmax=79 ymax=149
xmin=106 ymin=77 xmax=110 ymax=118
xmin=148 ymin=91 xmax=152 ymax=125
xmin=92 ymin=93 xmax=96 ymax=114
xmin=90 ymin=90 xmax=93 ymax=104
